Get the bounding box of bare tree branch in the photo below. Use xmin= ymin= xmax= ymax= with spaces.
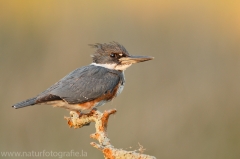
xmin=65 ymin=109 xmax=156 ymax=159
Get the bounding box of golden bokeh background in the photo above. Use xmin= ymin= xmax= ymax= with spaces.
xmin=1 ymin=0 xmax=240 ymax=158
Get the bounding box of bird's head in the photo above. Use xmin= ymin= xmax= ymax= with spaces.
xmin=90 ymin=42 xmax=154 ymax=71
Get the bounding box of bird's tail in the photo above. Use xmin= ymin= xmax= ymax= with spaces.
xmin=12 ymin=97 xmax=37 ymax=109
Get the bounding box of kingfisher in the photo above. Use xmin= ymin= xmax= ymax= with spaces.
xmin=12 ymin=42 xmax=154 ymax=113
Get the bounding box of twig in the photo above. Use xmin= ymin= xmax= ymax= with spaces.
xmin=64 ymin=109 xmax=156 ymax=159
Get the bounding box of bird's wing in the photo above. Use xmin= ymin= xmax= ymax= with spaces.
xmin=36 ymin=65 xmax=123 ymax=104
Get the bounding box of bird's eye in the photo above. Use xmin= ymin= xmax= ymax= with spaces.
xmin=110 ymin=53 xmax=115 ymax=58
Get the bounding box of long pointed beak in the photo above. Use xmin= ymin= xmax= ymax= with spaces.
xmin=119 ymin=55 xmax=154 ymax=64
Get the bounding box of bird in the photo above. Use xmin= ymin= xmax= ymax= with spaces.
xmin=12 ymin=42 xmax=154 ymax=113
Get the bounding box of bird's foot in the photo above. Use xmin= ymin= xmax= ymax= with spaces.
xmin=65 ymin=109 xmax=98 ymax=128
xmin=78 ymin=108 xmax=97 ymax=126
xmin=76 ymin=111 xmax=90 ymax=126
xmin=76 ymin=111 xmax=82 ymax=118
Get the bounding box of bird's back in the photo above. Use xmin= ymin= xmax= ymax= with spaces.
xmin=13 ymin=65 xmax=125 ymax=110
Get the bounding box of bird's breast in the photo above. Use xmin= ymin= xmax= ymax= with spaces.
xmin=116 ymin=82 xmax=124 ymax=97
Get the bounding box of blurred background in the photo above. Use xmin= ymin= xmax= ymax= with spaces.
xmin=1 ymin=0 xmax=240 ymax=158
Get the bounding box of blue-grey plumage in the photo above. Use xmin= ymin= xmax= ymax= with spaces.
xmin=12 ymin=42 xmax=153 ymax=112
xmin=39 ymin=65 xmax=124 ymax=109
xmin=13 ymin=65 xmax=124 ymax=111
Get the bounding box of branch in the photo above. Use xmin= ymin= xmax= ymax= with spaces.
xmin=64 ymin=109 xmax=156 ymax=159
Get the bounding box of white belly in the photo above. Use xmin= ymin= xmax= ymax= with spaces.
xmin=116 ymin=83 xmax=124 ymax=97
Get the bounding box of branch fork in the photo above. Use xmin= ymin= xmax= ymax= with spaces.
xmin=65 ymin=109 xmax=156 ymax=159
